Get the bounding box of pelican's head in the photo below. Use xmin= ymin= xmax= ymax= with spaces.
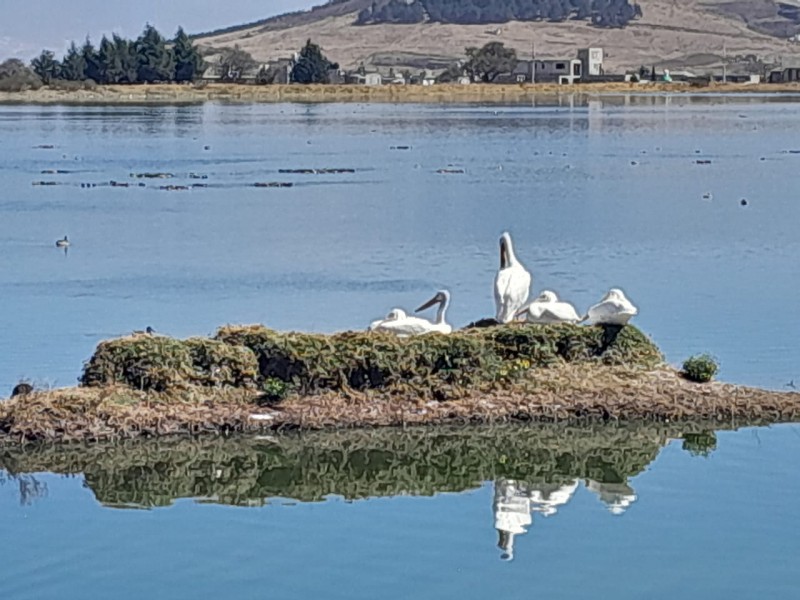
xmin=604 ymin=288 xmax=626 ymax=301
xmin=499 ymin=232 xmax=513 ymax=269
xmin=416 ymin=290 xmax=449 ymax=313
xmin=536 ymin=290 xmax=558 ymax=303
xmin=385 ymin=308 xmax=406 ymax=321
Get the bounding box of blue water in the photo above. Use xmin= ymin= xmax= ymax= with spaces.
xmin=1 ymin=96 xmax=799 ymax=598
xmin=1 ymin=423 xmax=798 ymax=599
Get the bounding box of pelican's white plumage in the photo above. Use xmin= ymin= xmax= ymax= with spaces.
xmin=368 ymin=308 xmax=407 ymax=332
xmin=515 ymin=291 xmax=581 ymax=324
xmin=583 ymin=288 xmax=638 ymax=325
xmin=494 ymin=232 xmax=532 ymax=323
xmin=368 ymin=291 xmax=452 ymax=336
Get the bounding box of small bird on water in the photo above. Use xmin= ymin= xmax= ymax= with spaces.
xmin=786 ymin=380 xmax=796 ymax=389
xmin=55 ymin=236 xmax=70 ymax=248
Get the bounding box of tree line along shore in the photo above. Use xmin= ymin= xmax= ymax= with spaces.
xmin=2 ymin=324 xmax=799 ymax=444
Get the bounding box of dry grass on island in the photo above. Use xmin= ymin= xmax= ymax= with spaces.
xmin=1 ymin=324 xmax=799 ymax=444
xmin=3 ymin=82 xmax=800 ymax=105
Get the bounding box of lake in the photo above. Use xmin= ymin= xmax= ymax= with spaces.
xmin=0 ymin=95 xmax=799 ymax=598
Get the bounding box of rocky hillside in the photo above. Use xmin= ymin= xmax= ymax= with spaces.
xmin=195 ymin=0 xmax=800 ymax=73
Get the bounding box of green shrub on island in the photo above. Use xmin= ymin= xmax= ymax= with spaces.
xmin=681 ymin=354 xmax=719 ymax=383
xmin=80 ymin=323 xmax=663 ymax=398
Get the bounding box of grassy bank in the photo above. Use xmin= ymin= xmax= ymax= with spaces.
xmin=1 ymin=324 xmax=799 ymax=444
xmin=2 ymin=82 xmax=800 ymax=105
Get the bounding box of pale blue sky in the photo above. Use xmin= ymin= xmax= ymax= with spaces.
xmin=0 ymin=0 xmax=312 ymax=59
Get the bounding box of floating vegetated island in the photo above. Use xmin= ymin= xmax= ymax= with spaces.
xmin=1 ymin=323 xmax=799 ymax=444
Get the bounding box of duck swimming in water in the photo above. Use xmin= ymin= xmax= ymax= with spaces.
xmin=515 ymin=291 xmax=581 ymax=324
xmin=55 ymin=236 xmax=70 ymax=248
xmin=582 ymin=288 xmax=638 ymax=326
xmin=494 ymin=232 xmax=532 ymax=324
xmin=369 ymin=291 xmax=452 ymax=336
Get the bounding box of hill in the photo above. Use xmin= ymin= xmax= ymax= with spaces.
xmin=195 ymin=0 xmax=800 ymax=73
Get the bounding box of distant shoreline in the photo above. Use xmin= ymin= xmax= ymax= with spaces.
xmin=3 ymin=82 xmax=800 ymax=105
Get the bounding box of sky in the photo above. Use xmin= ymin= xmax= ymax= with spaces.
xmin=0 ymin=0 xmax=313 ymax=59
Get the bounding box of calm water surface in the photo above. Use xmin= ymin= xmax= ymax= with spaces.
xmin=1 ymin=95 xmax=798 ymax=598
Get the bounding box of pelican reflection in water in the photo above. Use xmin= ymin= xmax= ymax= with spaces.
xmin=493 ymin=479 xmax=578 ymax=561
xmin=492 ymin=477 xmax=636 ymax=561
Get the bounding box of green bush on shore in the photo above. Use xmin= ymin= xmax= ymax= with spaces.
xmin=681 ymin=354 xmax=719 ymax=383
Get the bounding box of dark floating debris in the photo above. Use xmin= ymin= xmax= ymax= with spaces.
xmin=40 ymin=169 xmax=71 ymax=175
xmin=390 ymin=145 xmax=412 ymax=150
xmin=32 ymin=181 xmax=59 ymax=186
xmin=278 ymin=168 xmax=356 ymax=174
xmin=254 ymin=182 xmax=293 ymax=188
xmin=33 ymin=144 xmax=55 ymax=149
xmin=131 ymin=172 xmax=174 ymax=179
xmin=203 ymin=145 xmax=211 ymax=151
xmin=191 ymin=183 xmax=209 ymax=189
xmin=436 ymin=168 xmax=465 ymax=174
xmin=159 ymin=185 xmax=190 ymax=191
xmin=695 ymin=160 xmax=712 ymax=165
xmin=109 ymin=181 xmax=146 ymax=188
xmin=80 ymin=183 xmax=98 ymax=188
xmin=740 ymin=198 xmax=748 ymax=207
xmin=189 ymin=173 xmax=209 ymax=180
xmin=630 ymin=161 xmax=638 ymax=166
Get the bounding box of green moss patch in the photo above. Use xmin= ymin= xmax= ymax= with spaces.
xmin=81 ymin=335 xmax=258 ymax=391
xmin=79 ymin=323 xmax=662 ymax=397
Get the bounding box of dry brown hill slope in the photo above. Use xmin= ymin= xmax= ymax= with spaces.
xmin=195 ymin=0 xmax=800 ymax=73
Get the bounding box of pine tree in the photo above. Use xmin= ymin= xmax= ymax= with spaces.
xmin=60 ymin=42 xmax=86 ymax=81
xmin=113 ymin=35 xmax=139 ymax=83
xmin=82 ymin=38 xmax=101 ymax=82
xmin=290 ymin=39 xmax=337 ymax=84
xmin=135 ymin=24 xmax=175 ymax=83
xmin=97 ymin=36 xmax=123 ymax=84
xmin=172 ymin=27 xmax=205 ymax=82
xmin=31 ymin=50 xmax=59 ymax=84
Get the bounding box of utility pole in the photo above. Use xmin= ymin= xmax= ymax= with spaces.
xmin=722 ymin=42 xmax=727 ymax=83
xmin=531 ymin=40 xmax=536 ymax=84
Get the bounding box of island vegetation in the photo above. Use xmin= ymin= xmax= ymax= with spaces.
xmin=1 ymin=323 xmax=799 ymax=444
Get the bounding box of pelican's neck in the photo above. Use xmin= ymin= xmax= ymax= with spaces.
xmin=435 ymin=295 xmax=449 ymax=324
xmin=502 ymin=235 xmax=519 ymax=268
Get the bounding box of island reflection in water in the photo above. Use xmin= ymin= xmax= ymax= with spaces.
xmin=0 ymin=424 xmax=719 ymax=557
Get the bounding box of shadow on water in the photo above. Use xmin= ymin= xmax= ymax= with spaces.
xmin=0 ymin=423 xmax=719 ymax=511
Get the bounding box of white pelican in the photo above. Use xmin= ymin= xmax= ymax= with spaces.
xmin=494 ymin=232 xmax=532 ymax=323
xmin=55 ymin=235 xmax=70 ymax=248
xmin=369 ymin=290 xmax=452 ymax=336
xmin=582 ymin=288 xmax=638 ymax=326
xmin=515 ymin=291 xmax=581 ymax=324
xmin=368 ymin=308 xmax=407 ymax=332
